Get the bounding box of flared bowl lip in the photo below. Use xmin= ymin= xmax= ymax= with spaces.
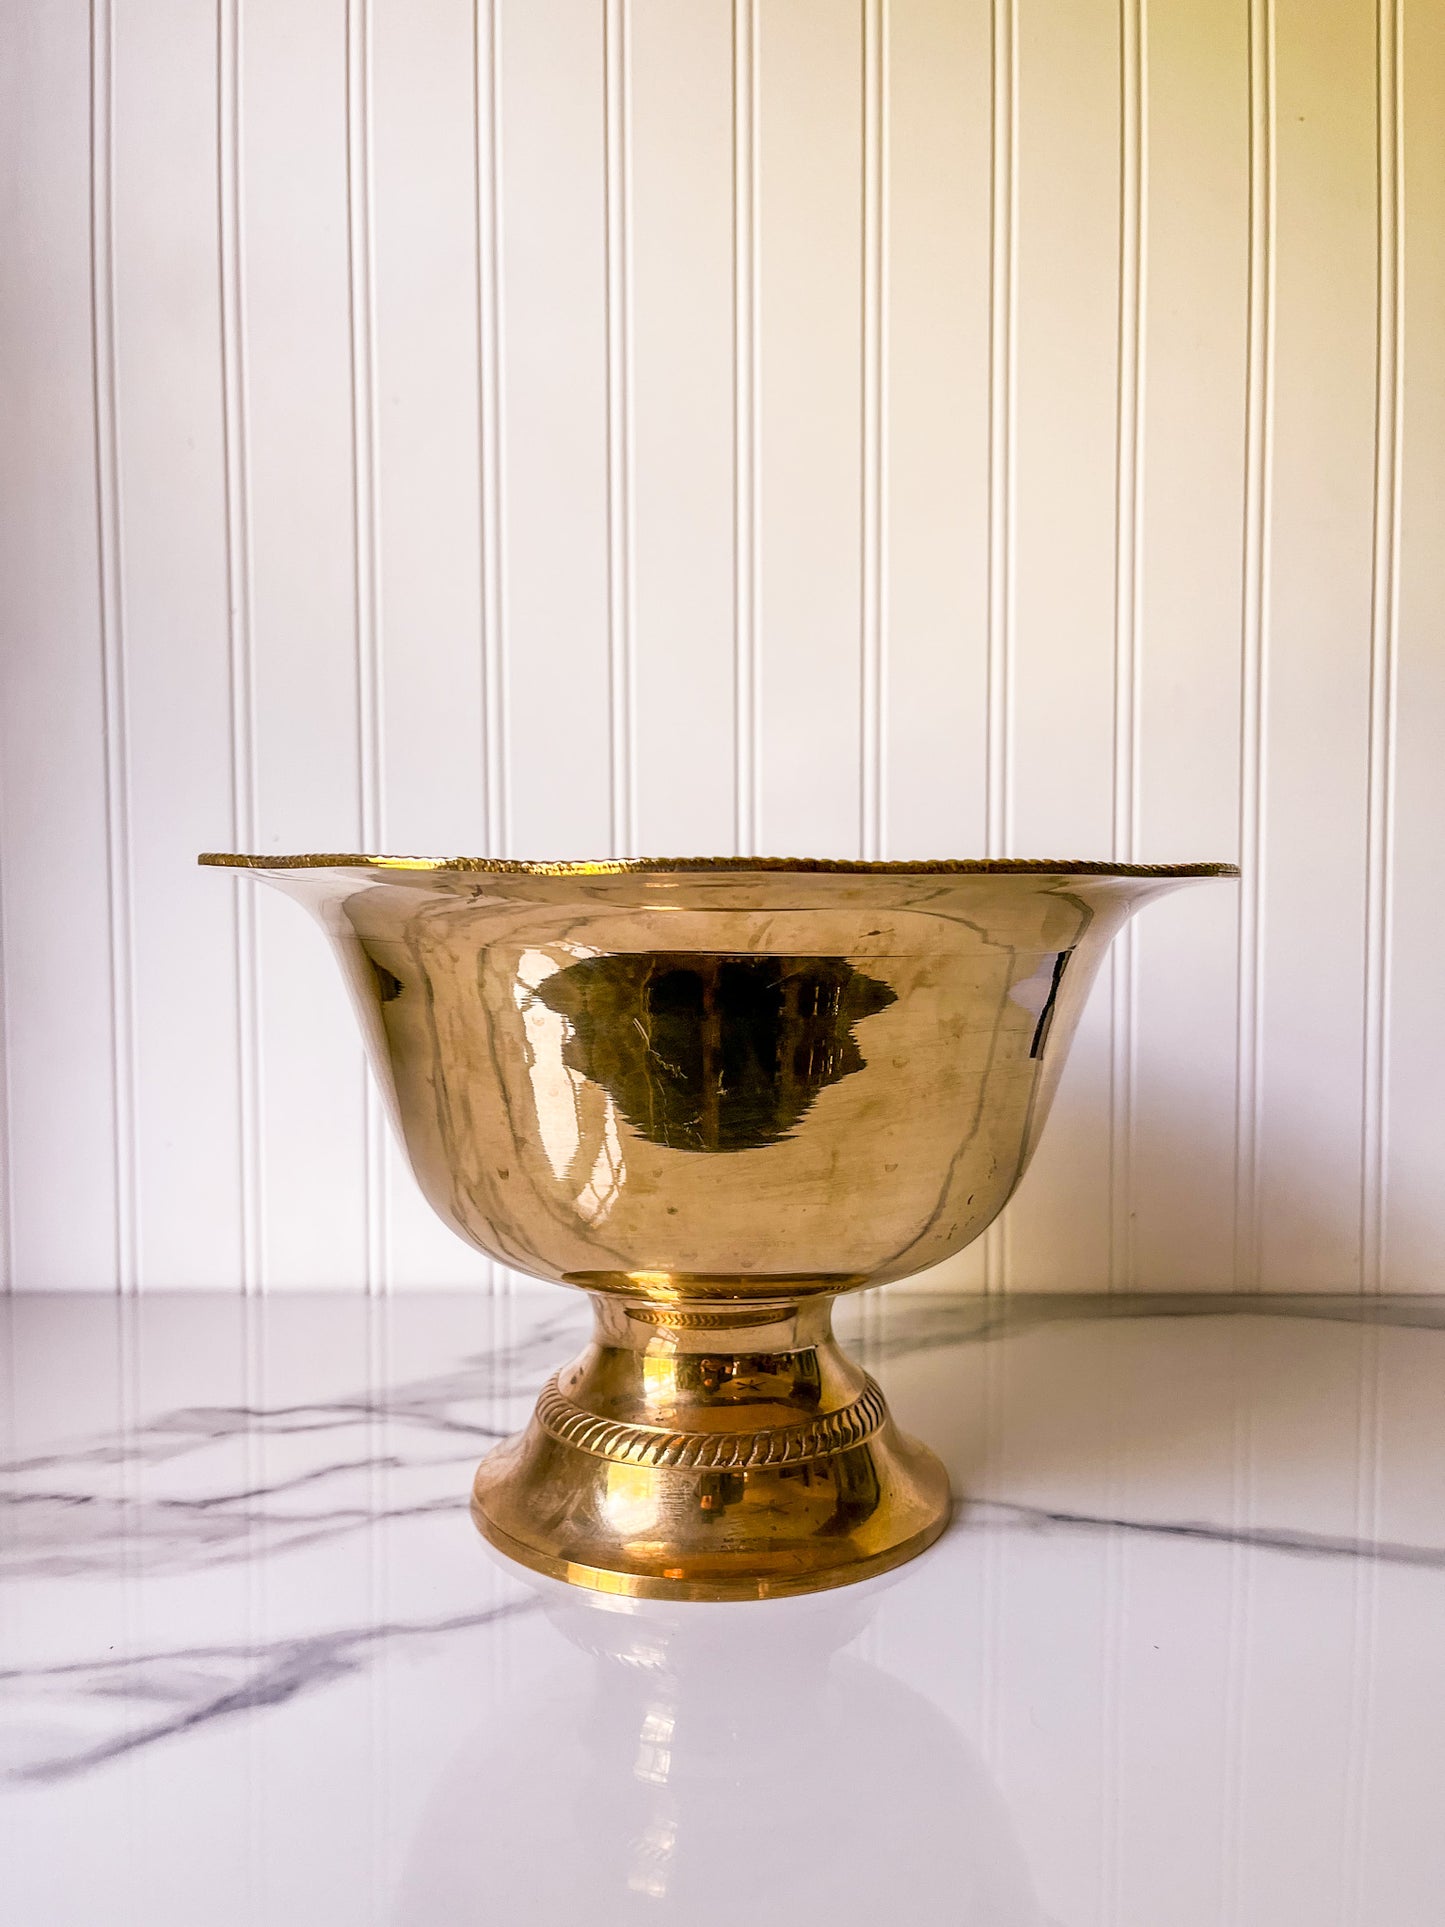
xmin=199 ymin=852 xmax=1239 ymax=879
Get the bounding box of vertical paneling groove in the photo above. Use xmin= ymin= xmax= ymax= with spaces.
xmin=90 ymin=0 xmax=139 ymax=1296
xmin=1109 ymin=0 xmax=1146 ymax=1292
xmin=983 ymin=0 xmax=1017 ymax=1295
xmin=859 ymin=0 xmax=885 ymax=861
xmin=1103 ymin=2 xmax=1145 ymax=1901
xmin=732 ymin=0 xmax=759 ymax=855
xmin=985 ymin=0 xmax=1016 ymax=865
xmin=0 ymin=803 xmax=11 ymax=1290
xmin=476 ymin=0 xmax=508 ymax=1293
xmin=346 ymin=0 xmax=383 ymax=857
xmin=604 ymin=0 xmax=637 ymax=859
xmin=218 ymin=0 xmax=262 ymax=1296
xmin=346 ymin=0 xmax=387 ymax=1294
xmin=0 ymin=239 xmax=11 ymax=1296
xmin=858 ymin=0 xmax=884 ymax=1360
xmin=627 ymin=0 xmax=735 ymax=858
xmin=1234 ymin=0 xmax=1275 ymax=1294
xmin=476 ymin=0 xmax=510 ymax=864
xmin=1362 ymin=0 xmax=1403 ymax=1295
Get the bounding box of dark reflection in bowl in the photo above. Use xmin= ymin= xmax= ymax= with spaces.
xmin=535 ymin=953 xmax=898 ymax=1153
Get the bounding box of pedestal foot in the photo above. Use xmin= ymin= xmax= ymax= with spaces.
xmin=471 ymin=1292 xmax=951 ymax=1601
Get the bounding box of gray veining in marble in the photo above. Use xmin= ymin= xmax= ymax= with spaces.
xmin=5 ymin=1291 xmax=1445 ymax=1927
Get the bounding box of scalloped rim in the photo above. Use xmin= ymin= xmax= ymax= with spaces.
xmin=198 ymin=852 xmax=1239 ymax=879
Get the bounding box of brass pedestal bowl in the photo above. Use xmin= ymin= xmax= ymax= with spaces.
xmin=202 ymin=854 xmax=1235 ymax=1600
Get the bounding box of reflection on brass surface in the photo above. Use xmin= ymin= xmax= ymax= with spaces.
xmin=537 ymin=952 xmax=895 ymax=1151
xmin=202 ymin=851 xmax=1237 ymax=1599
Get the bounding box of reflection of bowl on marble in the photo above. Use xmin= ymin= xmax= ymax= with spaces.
xmin=396 ymin=1565 xmax=1046 ymax=1927
xmin=201 ymin=853 xmax=1235 ymax=1599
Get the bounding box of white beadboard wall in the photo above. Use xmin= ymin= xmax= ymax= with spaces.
xmin=1 ymin=0 xmax=1441 ymax=1294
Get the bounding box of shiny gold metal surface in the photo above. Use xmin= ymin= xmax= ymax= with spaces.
xmin=201 ymin=852 xmax=1236 ymax=1598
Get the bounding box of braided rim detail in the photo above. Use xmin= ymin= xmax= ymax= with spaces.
xmin=533 ymin=1374 xmax=889 ymax=1469
xmin=623 ymin=1305 xmax=793 ymax=1331
xmin=199 ymin=852 xmax=1237 ymax=879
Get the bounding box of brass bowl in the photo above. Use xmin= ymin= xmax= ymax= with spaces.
xmin=202 ymin=853 xmax=1236 ymax=1599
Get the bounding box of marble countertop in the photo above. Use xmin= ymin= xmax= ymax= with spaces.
xmin=4 ymin=1289 xmax=1443 ymax=1926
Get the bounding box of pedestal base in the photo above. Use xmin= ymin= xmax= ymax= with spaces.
xmin=471 ymin=1292 xmax=952 ymax=1601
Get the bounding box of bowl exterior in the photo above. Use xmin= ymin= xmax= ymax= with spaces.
xmin=266 ymin=866 xmax=1178 ymax=1296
